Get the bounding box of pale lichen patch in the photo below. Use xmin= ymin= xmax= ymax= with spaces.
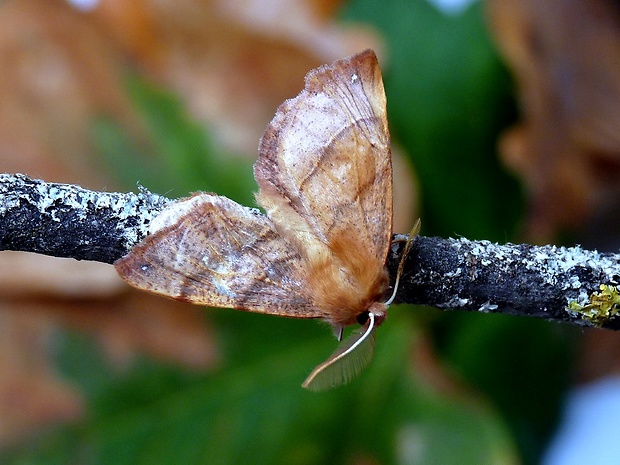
xmin=478 ymin=301 xmax=498 ymax=313
xmin=446 ymin=296 xmax=469 ymax=308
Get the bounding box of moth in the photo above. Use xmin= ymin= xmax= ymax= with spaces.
xmin=115 ymin=49 xmax=415 ymax=391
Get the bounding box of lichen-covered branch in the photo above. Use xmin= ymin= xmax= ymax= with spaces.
xmin=0 ymin=173 xmax=170 ymax=263
xmin=2 ymin=173 xmax=620 ymax=329
xmin=388 ymin=236 xmax=620 ymax=330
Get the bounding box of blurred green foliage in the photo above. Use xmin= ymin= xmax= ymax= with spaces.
xmin=2 ymin=1 xmax=578 ymax=464
xmin=2 ymin=312 xmax=516 ymax=465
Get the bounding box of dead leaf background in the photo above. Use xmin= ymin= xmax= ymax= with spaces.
xmin=0 ymin=0 xmax=612 ymax=463
xmin=487 ymin=0 xmax=620 ymax=244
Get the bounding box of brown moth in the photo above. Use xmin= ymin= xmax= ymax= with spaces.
xmin=115 ymin=49 xmax=404 ymax=391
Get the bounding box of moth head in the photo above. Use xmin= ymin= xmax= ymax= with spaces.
xmin=302 ymin=221 xmax=420 ymax=392
xmin=357 ymin=302 xmax=387 ymax=326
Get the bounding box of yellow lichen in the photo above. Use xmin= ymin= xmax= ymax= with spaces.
xmin=568 ymin=284 xmax=620 ymax=325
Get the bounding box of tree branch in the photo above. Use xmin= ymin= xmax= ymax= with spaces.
xmin=0 ymin=173 xmax=170 ymax=263
xmin=388 ymin=235 xmax=620 ymax=330
xmin=2 ymin=173 xmax=619 ymax=329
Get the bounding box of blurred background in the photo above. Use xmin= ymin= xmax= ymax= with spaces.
xmin=1 ymin=0 xmax=620 ymax=463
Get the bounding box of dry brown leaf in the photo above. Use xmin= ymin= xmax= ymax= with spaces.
xmin=487 ymin=0 xmax=620 ymax=241
xmin=47 ymin=293 xmax=219 ymax=370
xmin=575 ymin=328 xmax=620 ymax=382
xmin=0 ymin=303 xmax=83 ymax=446
xmin=392 ymin=144 xmax=418 ymax=234
xmin=91 ymin=0 xmax=384 ymax=154
xmin=0 ymin=0 xmax=140 ymax=186
xmin=0 ymin=252 xmax=124 ymax=298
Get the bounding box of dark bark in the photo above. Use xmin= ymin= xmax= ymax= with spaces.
xmin=0 ymin=173 xmax=170 ymax=263
xmin=388 ymin=236 xmax=620 ymax=330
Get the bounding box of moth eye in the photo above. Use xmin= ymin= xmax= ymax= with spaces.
xmin=356 ymin=311 xmax=370 ymax=325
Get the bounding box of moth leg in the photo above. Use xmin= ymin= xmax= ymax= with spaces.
xmin=386 ymin=219 xmax=421 ymax=305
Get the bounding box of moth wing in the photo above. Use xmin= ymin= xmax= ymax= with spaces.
xmin=254 ymin=49 xmax=392 ymax=270
xmin=114 ymin=194 xmax=325 ymax=319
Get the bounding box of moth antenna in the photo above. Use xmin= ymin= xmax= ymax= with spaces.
xmin=302 ymin=313 xmax=376 ymax=391
xmin=385 ymin=219 xmax=421 ymax=306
